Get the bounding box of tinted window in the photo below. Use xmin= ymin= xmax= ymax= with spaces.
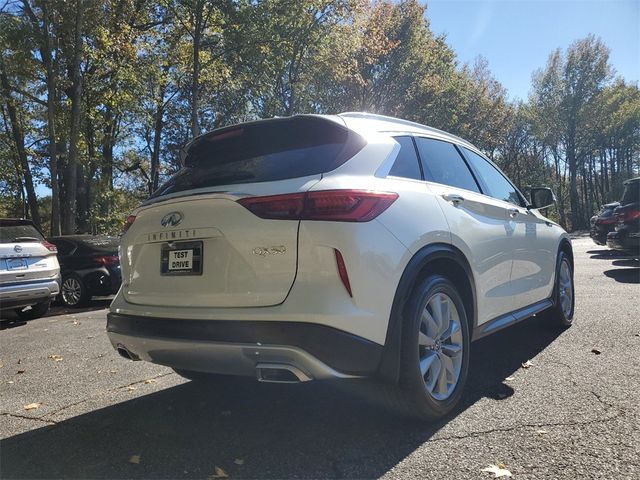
xmin=52 ymin=239 xmax=75 ymax=256
xmin=415 ymin=138 xmax=480 ymax=193
xmin=152 ymin=117 xmax=365 ymax=198
xmin=388 ymin=137 xmax=422 ymax=180
xmin=77 ymin=236 xmax=119 ymax=253
xmin=463 ymin=148 xmax=522 ymax=205
xmin=0 ymin=221 xmax=43 ymax=243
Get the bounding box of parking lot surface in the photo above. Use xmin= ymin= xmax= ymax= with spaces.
xmin=1 ymin=236 xmax=639 ymax=479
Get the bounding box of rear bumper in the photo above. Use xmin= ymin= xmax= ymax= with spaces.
xmin=607 ymin=231 xmax=640 ymax=254
xmin=0 ymin=276 xmax=60 ymax=310
xmin=106 ymin=313 xmax=383 ymax=379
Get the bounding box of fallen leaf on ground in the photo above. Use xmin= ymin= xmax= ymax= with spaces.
xmin=48 ymin=354 xmax=63 ymax=362
xmin=144 ymin=379 xmax=156 ymax=384
xmin=8 ymin=380 xmax=14 ymax=384
xmin=127 ymin=386 xmax=136 ymax=391
xmin=72 ymin=321 xmax=80 ymax=325
xmin=504 ymin=376 xmax=515 ymax=381
xmin=109 ymin=370 xmax=117 ymax=374
xmin=129 ymin=455 xmax=141 ymax=464
xmin=481 ymin=463 xmax=512 ymax=478
xmin=591 ymin=348 xmax=601 ymax=355
xmin=24 ymin=403 xmax=41 ymax=411
xmin=521 ymin=360 xmax=533 ymax=369
xmin=536 ymin=429 xmax=548 ymax=435
xmin=234 ymin=458 xmax=244 ymax=465
xmin=16 ymin=370 xmax=25 ymax=374
xmin=209 ymin=466 xmax=228 ymax=478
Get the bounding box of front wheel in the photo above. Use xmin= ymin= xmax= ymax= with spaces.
xmin=384 ymin=275 xmax=471 ymax=420
xmin=61 ymin=274 xmax=89 ymax=307
xmin=540 ymin=251 xmax=574 ymax=328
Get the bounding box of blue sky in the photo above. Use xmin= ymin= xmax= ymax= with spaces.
xmin=426 ymin=0 xmax=640 ymax=100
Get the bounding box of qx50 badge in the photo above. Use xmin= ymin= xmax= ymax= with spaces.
xmin=161 ymin=211 xmax=183 ymax=227
xmin=253 ymin=246 xmax=286 ymax=257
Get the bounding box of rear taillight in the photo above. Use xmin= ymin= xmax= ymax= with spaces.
xmin=619 ymin=210 xmax=640 ymax=222
xmin=122 ymin=215 xmax=136 ymax=233
xmin=95 ymin=255 xmax=119 ymax=266
xmin=41 ymin=241 xmax=57 ymax=252
xmin=238 ymin=190 xmax=398 ymax=222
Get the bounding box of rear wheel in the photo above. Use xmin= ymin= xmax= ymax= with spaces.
xmin=15 ymin=300 xmax=51 ymax=320
xmin=540 ymin=251 xmax=574 ymax=328
xmin=383 ymin=275 xmax=471 ymax=420
xmin=61 ymin=274 xmax=89 ymax=307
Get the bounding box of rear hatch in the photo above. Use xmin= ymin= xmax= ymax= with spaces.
xmin=121 ymin=115 xmax=365 ymax=308
xmin=0 ymin=220 xmax=58 ymax=285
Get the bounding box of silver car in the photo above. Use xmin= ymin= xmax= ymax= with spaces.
xmin=0 ymin=219 xmax=60 ymax=320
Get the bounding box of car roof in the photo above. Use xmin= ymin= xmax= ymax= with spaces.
xmin=0 ymin=218 xmax=36 ymax=227
xmin=337 ymin=112 xmax=476 ymax=149
xmin=48 ymin=235 xmax=116 ymax=241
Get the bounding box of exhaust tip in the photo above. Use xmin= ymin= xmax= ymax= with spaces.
xmin=256 ymin=363 xmax=312 ymax=383
xmin=116 ymin=344 xmax=140 ymax=361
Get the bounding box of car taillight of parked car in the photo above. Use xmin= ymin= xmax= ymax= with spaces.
xmin=95 ymin=255 xmax=119 ymax=266
xmin=41 ymin=240 xmax=57 ymax=252
xmin=618 ymin=209 xmax=640 ymax=224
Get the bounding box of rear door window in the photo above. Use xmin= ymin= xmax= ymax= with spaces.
xmin=415 ymin=138 xmax=480 ymax=193
xmin=388 ymin=137 xmax=422 ymax=180
xmin=152 ymin=116 xmax=365 ymax=198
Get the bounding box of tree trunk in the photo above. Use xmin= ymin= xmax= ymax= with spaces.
xmin=42 ymin=1 xmax=61 ymax=236
xmin=190 ymin=3 xmax=202 ymax=138
xmin=0 ymin=58 xmax=41 ymax=229
xmin=62 ymin=0 xmax=84 ymax=234
xmin=149 ymin=81 xmax=166 ymax=195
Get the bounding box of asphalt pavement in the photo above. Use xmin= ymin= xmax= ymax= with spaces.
xmin=1 ymin=236 xmax=639 ymax=479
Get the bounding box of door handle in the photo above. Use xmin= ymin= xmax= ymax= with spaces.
xmin=443 ymin=194 xmax=465 ymax=205
xmin=508 ymin=208 xmax=519 ymax=218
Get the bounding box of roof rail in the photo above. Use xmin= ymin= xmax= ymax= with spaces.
xmin=338 ymin=112 xmax=472 ymax=146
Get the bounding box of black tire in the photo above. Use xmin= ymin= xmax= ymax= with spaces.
xmin=60 ymin=274 xmax=90 ymax=307
xmin=15 ymin=300 xmax=51 ymax=320
xmin=539 ymin=250 xmax=574 ymax=328
xmin=382 ymin=275 xmax=471 ymax=420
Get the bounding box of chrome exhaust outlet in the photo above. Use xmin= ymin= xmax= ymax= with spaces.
xmin=256 ymin=363 xmax=312 ymax=383
xmin=116 ymin=344 xmax=140 ymax=361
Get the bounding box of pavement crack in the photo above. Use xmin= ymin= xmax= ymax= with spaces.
xmin=1 ymin=412 xmax=58 ymax=425
xmin=428 ymin=412 xmax=623 ymax=443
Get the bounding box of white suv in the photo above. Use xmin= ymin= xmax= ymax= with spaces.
xmin=107 ymin=113 xmax=574 ymax=419
xmin=1 ymin=219 xmax=60 ymax=320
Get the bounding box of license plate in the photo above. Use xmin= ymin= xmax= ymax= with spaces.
xmin=161 ymin=241 xmax=202 ymax=276
xmin=7 ymin=258 xmax=28 ymax=270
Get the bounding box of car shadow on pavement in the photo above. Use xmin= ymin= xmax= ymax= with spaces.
xmin=0 ymin=316 xmax=564 ymax=479
xmin=603 ymin=267 xmax=640 ymax=284
xmin=0 ymin=300 xmax=111 ymax=327
xmin=587 ymin=249 xmax=634 ymax=260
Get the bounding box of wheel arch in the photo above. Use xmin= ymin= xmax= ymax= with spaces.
xmin=377 ymin=243 xmax=477 ymax=384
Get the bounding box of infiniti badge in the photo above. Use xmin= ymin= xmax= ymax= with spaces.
xmin=161 ymin=211 xmax=183 ymax=227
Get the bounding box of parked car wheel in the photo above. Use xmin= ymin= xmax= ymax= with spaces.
xmin=540 ymin=251 xmax=574 ymax=328
xmin=61 ymin=274 xmax=89 ymax=307
xmin=384 ymin=275 xmax=470 ymax=420
xmin=14 ymin=300 xmax=51 ymax=320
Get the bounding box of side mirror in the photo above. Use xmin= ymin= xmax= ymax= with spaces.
xmin=529 ymin=187 xmax=556 ymax=210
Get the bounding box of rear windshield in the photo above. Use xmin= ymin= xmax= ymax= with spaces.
xmin=620 ymin=181 xmax=639 ymax=205
xmin=150 ymin=116 xmax=365 ymax=198
xmin=0 ymin=221 xmax=43 ymax=243
xmin=77 ymin=237 xmax=119 ymax=252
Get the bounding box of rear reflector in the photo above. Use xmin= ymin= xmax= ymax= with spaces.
xmin=123 ymin=215 xmax=136 ymax=233
xmin=41 ymin=241 xmax=57 ymax=252
xmin=334 ymin=249 xmax=352 ymax=297
xmin=238 ymin=190 xmax=398 ymax=222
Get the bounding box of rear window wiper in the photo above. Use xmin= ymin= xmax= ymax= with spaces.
xmin=13 ymin=236 xmax=40 ymax=242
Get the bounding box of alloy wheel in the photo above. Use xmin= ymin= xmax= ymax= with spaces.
xmin=62 ymin=277 xmax=82 ymax=306
xmin=558 ymin=259 xmax=573 ymax=317
xmin=418 ymin=292 xmax=464 ymax=401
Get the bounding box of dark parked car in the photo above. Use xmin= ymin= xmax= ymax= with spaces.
xmin=47 ymin=235 xmax=121 ymax=307
xmin=590 ymin=201 xmax=620 ymax=245
xmin=607 ymin=177 xmax=640 ymax=256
